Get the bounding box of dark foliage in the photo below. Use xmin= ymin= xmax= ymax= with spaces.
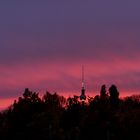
xmin=0 ymin=85 xmax=140 ymax=140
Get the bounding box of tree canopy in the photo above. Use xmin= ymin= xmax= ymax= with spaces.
xmin=0 ymin=85 xmax=140 ymax=140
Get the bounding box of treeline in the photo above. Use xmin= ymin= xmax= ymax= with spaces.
xmin=0 ymin=85 xmax=140 ymax=140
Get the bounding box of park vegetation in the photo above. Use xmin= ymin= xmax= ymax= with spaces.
xmin=0 ymin=85 xmax=140 ymax=140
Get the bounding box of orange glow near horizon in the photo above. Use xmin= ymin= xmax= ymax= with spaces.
xmin=0 ymin=90 xmax=139 ymax=110
xmin=0 ymin=57 xmax=140 ymax=110
xmin=0 ymin=98 xmax=17 ymax=111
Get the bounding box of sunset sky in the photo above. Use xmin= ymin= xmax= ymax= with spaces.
xmin=0 ymin=0 xmax=140 ymax=109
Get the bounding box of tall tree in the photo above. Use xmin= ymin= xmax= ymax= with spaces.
xmin=109 ymin=85 xmax=119 ymax=107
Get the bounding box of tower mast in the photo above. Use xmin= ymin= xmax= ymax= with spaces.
xmin=82 ymin=65 xmax=84 ymax=88
xmin=80 ymin=65 xmax=86 ymax=101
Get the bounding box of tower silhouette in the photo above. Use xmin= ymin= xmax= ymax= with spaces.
xmin=80 ymin=65 xmax=86 ymax=101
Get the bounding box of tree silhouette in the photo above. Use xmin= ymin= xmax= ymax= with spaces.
xmin=109 ymin=85 xmax=120 ymax=108
xmin=0 ymin=86 xmax=140 ymax=140
xmin=100 ymin=84 xmax=107 ymax=100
